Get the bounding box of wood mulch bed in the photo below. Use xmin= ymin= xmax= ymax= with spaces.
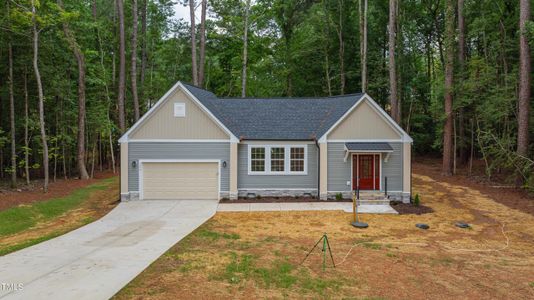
xmin=390 ymin=201 xmax=434 ymax=215
xmin=0 ymin=171 xmax=116 ymax=212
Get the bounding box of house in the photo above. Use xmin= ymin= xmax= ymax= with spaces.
xmin=118 ymin=82 xmax=413 ymax=203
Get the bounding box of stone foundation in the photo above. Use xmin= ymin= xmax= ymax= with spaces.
xmin=237 ymin=190 xmax=318 ymax=199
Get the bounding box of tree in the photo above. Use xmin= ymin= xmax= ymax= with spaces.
xmin=31 ymin=0 xmax=50 ymax=192
xmin=140 ymin=0 xmax=147 ymax=105
xmin=442 ymin=0 xmax=455 ymax=176
xmin=241 ymin=0 xmax=251 ymax=97
xmin=198 ymin=0 xmax=207 ymax=87
xmin=117 ymin=0 xmax=126 ymax=133
xmin=457 ymin=0 xmax=466 ymax=165
xmin=190 ymin=0 xmax=198 ymax=85
xmin=58 ymin=0 xmax=89 ymax=179
xmin=359 ymin=0 xmax=367 ymax=93
xmin=517 ymin=0 xmax=531 ymax=184
xmin=7 ymin=2 xmax=17 ymax=187
xmin=131 ymin=0 xmax=140 ymax=121
xmin=388 ymin=0 xmax=399 ymax=123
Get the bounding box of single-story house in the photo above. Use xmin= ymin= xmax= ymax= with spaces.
xmin=118 ymin=82 xmax=413 ymax=202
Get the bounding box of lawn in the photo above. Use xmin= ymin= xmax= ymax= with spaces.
xmin=0 ymin=177 xmax=118 ymax=255
xmin=115 ymin=169 xmax=534 ymax=299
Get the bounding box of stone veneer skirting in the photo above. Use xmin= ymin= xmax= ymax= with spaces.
xmin=237 ymin=189 xmax=318 ymax=198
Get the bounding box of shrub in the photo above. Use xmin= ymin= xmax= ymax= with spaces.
xmin=413 ymin=194 xmax=420 ymax=207
xmin=335 ymin=193 xmax=343 ymax=201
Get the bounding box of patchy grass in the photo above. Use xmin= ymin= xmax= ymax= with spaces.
xmin=115 ymin=173 xmax=534 ymax=299
xmin=0 ymin=177 xmax=118 ymax=255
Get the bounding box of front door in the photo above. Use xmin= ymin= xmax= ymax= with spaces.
xmin=352 ymin=154 xmax=380 ymax=190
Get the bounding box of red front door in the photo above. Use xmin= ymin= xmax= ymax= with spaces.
xmin=352 ymin=154 xmax=380 ymax=190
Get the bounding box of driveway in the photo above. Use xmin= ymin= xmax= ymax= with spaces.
xmin=0 ymin=199 xmax=218 ymax=300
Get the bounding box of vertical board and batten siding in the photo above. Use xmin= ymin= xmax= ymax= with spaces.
xmin=129 ymin=89 xmax=229 ymax=140
xmin=237 ymin=144 xmax=318 ymax=189
xmin=128 ymin=142 xmax=230 ymax=192
xmin=327 ymin=142 xmax=403 ymax=192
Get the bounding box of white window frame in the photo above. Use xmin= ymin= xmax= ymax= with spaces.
xmin=247 ymin=145 xmax=308 ymax=175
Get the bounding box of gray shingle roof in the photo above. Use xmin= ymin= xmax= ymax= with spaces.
xmin=345 ymin=142 xmax=393 ymax=152
xmin=182 ymin=83 xmax=364 ymax=140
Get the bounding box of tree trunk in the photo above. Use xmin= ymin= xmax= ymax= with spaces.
xmin=190 ymin=0 xmax=198 ymax=85
xmin=359 ymin=0 xmax=367 ymax=93
xmin=59 ymin=0 xmax=90 ymax=180
xmin=198 ymin=0 xmax=207 ymax=87
xmin=337 ymin=0 xmax=345 ymax=95
xmin=116 ymin=0 xmax=126 ymax=133
xmin=8 ymin=40 xmax=16 ymax=188
xmin=442 ymin=0 xmax=455 ymax=176
xmin=140 ymin=0 xmax=147 ymax=106
xmin=457 ymin=0 xmax=467 ymax=165
xmin=241 ymin=0 xmax=251 ymax=98
xmin=31 ymin=0 xmax=49 ymax=192
xmin=517 ymin=0 xmax=531 ymax=184
xmin=24 ymin=70 xmax=30 ymax=185
xmin=388 ymin=0 xmax=399 ymax=123
xmin=131 ymin=0 xmax=140 ymax=121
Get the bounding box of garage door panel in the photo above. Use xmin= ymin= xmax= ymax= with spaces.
xmin=142 ymin=162 xmax=218 ymax=200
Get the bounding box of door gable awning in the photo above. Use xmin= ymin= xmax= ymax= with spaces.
xmin=343 ymin=142 xmax=394 ymax=162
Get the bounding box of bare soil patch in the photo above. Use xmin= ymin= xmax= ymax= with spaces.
xmin=413 ymin=157 xmax=534 ymax=216
xmin=0 ymin=171 xmax=115 ymax=211
xmin=115 ymin=168 xmax=534 ymax=299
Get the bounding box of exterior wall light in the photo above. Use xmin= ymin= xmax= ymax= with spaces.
xmin=222 ymin=161 xmax=227 ymax=168
xmin=131 ymin=160 xmax=137 ymax=168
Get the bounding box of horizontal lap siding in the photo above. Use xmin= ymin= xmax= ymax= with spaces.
xmin=128 ymin=142 xmax=230 ymax=192
xmin=237 ymin=144 xmax=318 ymax=189
xmin=327 ymin=142 xmax=403 ymax=192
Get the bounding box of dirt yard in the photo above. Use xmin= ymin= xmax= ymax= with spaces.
xmin=115 ymin=164 xmax=534 ymax=299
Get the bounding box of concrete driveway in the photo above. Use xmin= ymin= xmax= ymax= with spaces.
xmin=0 ymin=199 xmax=218 ymax=300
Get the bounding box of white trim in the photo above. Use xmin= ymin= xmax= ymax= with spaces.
xmin=243 ymin=140 xmax=315 ymax=145
xmin=342 ymin=144 xmax=393 ymax=162
xmin=247 ymin=144 xmax=308 ymax=175
xmin=330 ymin=139 xmax=403 ymax=143
xmin=238 ymin=188 xmax=318 ymax=191
xmin=138 ymin=159 xmax=221 ymax=200
xmin=118 ymin=81 xmax=239 ymax=143
xmin=318 ymin=95 xmax=413 ymax=143
xmin=129 ymin=139 xmax=232 ymax=143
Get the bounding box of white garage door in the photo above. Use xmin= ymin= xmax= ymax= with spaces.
xmin=141 ymin=162 xmax=219 ymax=200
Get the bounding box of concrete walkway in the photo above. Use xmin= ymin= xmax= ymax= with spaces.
xmin=217 ymin=202 xmax=398 ymax=214
xmin=0 ymin=199 xmax=218 ymax=300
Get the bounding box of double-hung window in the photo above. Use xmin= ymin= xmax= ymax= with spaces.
xmin=248 ymin=145 xmax=307 ymax=175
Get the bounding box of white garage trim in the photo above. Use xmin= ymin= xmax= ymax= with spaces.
xmin=138 ymin=159 xmax=221 ymax=200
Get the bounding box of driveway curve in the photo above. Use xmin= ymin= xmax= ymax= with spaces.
xmin=0 ymin=199 xmax=218 ymax=300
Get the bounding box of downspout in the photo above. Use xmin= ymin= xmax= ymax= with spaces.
xmin=314 ymin=138 xmax=320 ymax=199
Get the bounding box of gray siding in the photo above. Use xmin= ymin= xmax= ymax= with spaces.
xmin=238 ymin=144 xmax=318 ymax=189
xmin=128 ymin=142 xmax=230 ymax=192
xmin=327 ymin=142 xmax=403 ymax=192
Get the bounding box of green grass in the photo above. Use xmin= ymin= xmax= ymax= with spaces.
xmin=529 ymin=282 xmax=534 ymax=288
xmin=0 ymin=177 xmax=115 ymax=237
xmin=198 ymin=229 xmax=240 ymax=241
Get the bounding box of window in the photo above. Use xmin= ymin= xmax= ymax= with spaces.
xmin=174 ymin=103 xmax=186 ymax=117
xmin=250 ymin=147 xmax=265 ymax=172
xmin=270 ymin=147 xmax=285 ymax=172
xmin=290 ymin=147 xmax=305 ymax=172
xmin=248 ymin=145 xmax=306 ymax=175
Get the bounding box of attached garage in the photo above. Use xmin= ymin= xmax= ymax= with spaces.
xmin=139 ymin=160 xmax=220 ymax=200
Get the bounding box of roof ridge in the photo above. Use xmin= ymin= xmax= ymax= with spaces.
xmin=219 ymin=93 xmax=364 ymax=100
